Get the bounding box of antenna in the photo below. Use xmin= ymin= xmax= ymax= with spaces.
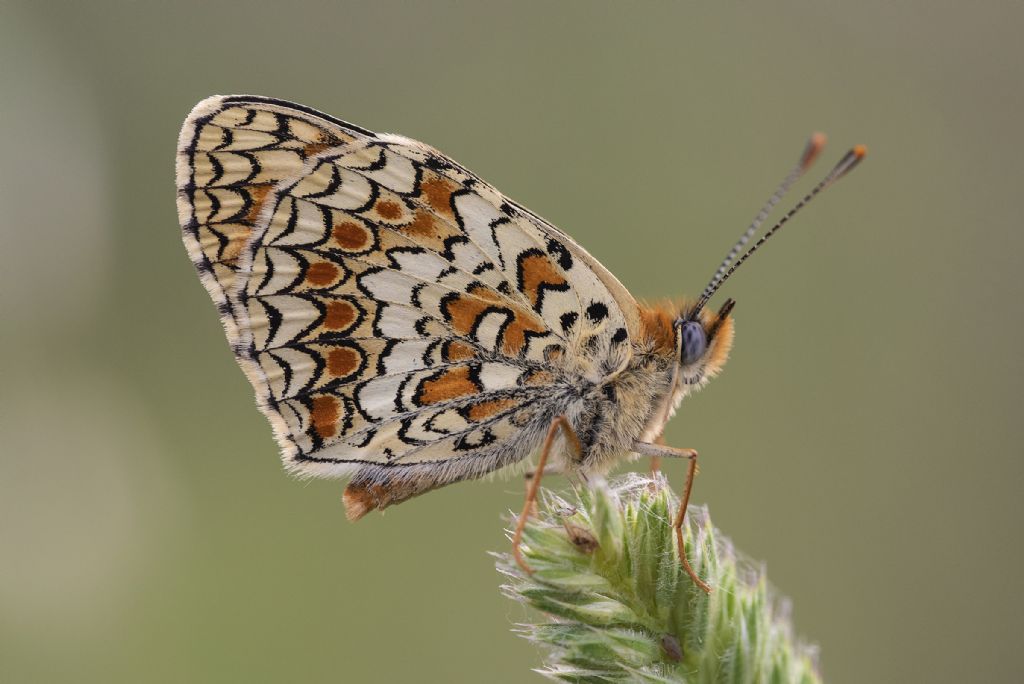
xmin=696 ymin=133 xmax=827 ymax=311
xmin=691 ymin=142 xmax=867 ymax=317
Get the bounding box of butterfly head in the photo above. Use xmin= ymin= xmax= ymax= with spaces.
xmin=674 ymin=298 xmax=735 ymax=383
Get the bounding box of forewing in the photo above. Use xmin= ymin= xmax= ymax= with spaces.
xmin=376 ymin=131 xmax=642 ymax=374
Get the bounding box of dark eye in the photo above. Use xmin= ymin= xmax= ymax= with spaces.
xmin=680 ymin=321 xmax=707 ymax=366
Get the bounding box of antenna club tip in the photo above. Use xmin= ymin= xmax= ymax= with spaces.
xmin=800 ymin=132 xmax=828 ymax=170
xmin=853 ymin=144 xmax=868 ymax=159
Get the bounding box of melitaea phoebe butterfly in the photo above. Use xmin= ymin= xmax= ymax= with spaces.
xmin=176 ymin=96 xmax=864 ymax=592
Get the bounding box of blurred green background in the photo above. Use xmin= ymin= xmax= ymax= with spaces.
xmin=2 ymin=1 xmax=1022 ymax=682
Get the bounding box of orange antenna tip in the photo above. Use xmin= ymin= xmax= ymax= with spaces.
xmin=832 ymin=145 xmax=867 ymax=181
xmin=800 ymin=132 xmax=827 ymax=170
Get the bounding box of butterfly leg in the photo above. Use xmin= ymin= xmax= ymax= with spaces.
xmin=633 ymin=441 xmax=712 ymax=594
xmin=512 ymin=415 xmax=582 ymax=575
xmin=648 ymin=433 xmax=666 ymax=476
xmin=524 ymin=463 xmax=563 ymax=517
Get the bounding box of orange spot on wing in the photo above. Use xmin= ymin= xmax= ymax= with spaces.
xmin=501 ymin=318 xmax=544 ymax=355
xmin=324 ymin=300 xmax=357 ymax=330
xmin=468 ymin=398 xmax=517 ymax=421
xmin=220 ymin=224 xmax=254 ymax=264
xmin=399 ymin=209 xmax=437 ymax=239
xmin=472 ymin=285 xmax=546 ymax=354
xmin=445 ymin=340 xmax=476 ymax=361
xmin=301 ymin=138 xmax=336 ymax=157
xmin=327 ymin=347 xmax=361 ymax=377
xmin=311 ymin=395 xmax=340 ymax=439
xmin=468 ymin=285 xmax=501 ymax=303
xmin=420 ymin=176 xmax=455 ymax=215
xmin=523 ymin=370 xmax=555 ymax=386
xmin=298 ymin=128 xmax=342 ymax=158
xmin=375 ymin=199 xmax=403 ymax=220
xmin=306 ymin=262 xmax=339 ymax=286
xmin=303 ymin=142 xmax=332 ymax=157
xmin=245 ymin=184 xmax=274 ymax=223
xmin=442 ymin=285 xmax=546 ymax=355
xmin=333 ymin=221 xmax=372 ymax=250
xmin=417 ymin=366 xmax=480 ymax=405
xmin=519 ymin=252 xmax=568 ymax=307
xmin=443 ymin=294 xmax=486 ymax=337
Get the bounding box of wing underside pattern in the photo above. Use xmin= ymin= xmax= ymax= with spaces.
xmin=176 ymin=95 xmax=640 ymax=511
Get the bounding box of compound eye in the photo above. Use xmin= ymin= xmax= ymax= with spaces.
xmin=680 ymin=321 xmax=707 ymax=366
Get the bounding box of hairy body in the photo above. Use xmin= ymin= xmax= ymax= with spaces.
xmin=342 ymin=300 xmax=733 ymax=519
xmin=562 ymin=302 xmax=734 ymax=474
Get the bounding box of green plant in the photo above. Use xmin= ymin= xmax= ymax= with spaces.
xmin=497 ymin=474 xmax=822 ymax=683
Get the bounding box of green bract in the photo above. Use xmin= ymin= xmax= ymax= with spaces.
xmin=497 ymin=474 xmax=822 ymax=683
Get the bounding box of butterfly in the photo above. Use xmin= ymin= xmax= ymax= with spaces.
xmin=176 ymin=95 xmax=864 ymax=592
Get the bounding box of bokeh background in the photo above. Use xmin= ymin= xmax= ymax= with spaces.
xmin=3 ymin=1 xmax=1022 ymax=682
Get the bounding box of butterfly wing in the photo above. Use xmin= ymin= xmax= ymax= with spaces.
xmin=176 ymin=95 xmax=643 ymax=515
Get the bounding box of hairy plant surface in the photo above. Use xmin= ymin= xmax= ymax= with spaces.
xmin=497 ymin=475 xmax=822 ymax=683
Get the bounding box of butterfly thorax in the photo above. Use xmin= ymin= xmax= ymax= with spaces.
xmin=566 ymin=343 xmax=676 ymax=475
